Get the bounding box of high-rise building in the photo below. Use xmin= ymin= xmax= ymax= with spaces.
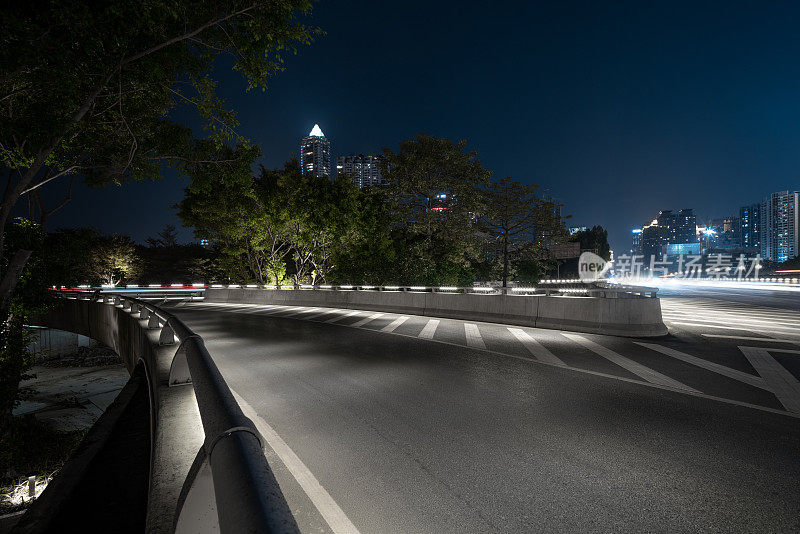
xmin=672 ymin=209 xmax=698 ymax=243
xmin=639 ymin=209 xmax=698 ymax=261
xmin=300 ymin=124 xmax=331 ymax=178
xmin=631 ymin=228 xmax=642 ymax=255
xmin=740 ymin=203 xmax=761 ymax=249
xmin=760 ymin=190 xmax=800 ymax=263
xmin=336 ymin=154 xmax=386 ymax=187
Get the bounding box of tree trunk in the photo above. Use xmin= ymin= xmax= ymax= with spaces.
xmin=502 ymin=234 xmax=509 ymax=288
xmin=0 ymin=249 xmax=33 ymax=316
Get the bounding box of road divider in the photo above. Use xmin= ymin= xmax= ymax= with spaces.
xmin=203 ymin=288 xmax=668 ymax=337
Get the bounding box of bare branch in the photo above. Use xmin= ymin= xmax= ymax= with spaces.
xmin=120 ymin=4 xmax=261 ymax=66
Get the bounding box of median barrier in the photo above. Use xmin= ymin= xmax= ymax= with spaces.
xmin=203 ymin=288 xmax=668 ymax=337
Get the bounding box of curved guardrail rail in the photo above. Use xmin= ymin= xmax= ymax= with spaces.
xmin=63 ymin=291 xmax=298 ymax=533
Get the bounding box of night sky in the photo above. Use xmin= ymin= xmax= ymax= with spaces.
xmin=29 ymin=1 xmax=800 ymax=253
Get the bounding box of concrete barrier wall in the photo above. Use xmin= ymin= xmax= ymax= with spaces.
xmin=32 ymin=300 xmax=205 ymax=533
xmin=204 ymin=289 xmax=668 ymax=337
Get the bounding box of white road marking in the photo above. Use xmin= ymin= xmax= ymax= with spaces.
xmin=563 ymin=334 xmax=696 ymax=391
xmin=255 ymin=305 xmax=294 ymax=315
xmin=666 ymin=321 xmax=800 ymax=335
xmin=351 ymin=313 xmax=384 ymax=327
xmin=701 ymin=334 xmax=799 ymax=344
xmin=326 ymin=310 xmax=361 ymax=323
xmin=418 ymin=319 xmax=439 ymax=339
xmin=306 ymin=308 xmax=342 ymax=320
xmin=635 ymin=342 xmax=767 ymax=390
xmin=285 ymin=307 xmax=321 ymax=316
xmin=661 ymin=313 xmax=800 ymax=329
xmin=739 ymin=346 xmax=800 ymax=413
xmin=507 ymin=328 xmax=566 ymax=366
xmin=231 ymin=390 xmax=361 ymax=534
xmin=381 ymin=316 xmax=409 ymax=333
xmin=464 ymin=323 xmax=486 ymax=349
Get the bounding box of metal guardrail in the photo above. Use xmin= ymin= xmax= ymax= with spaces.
xmin=59 ymin=280 xmax=660 ymax=299
xmin=61 ymin=291 xmax=298 ymax=533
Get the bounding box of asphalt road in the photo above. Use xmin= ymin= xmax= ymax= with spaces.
xmin=166 ymin=294 xmax=800 ymax=533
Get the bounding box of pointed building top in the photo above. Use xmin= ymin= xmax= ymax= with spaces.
xmin=309 ymin=124 xmax=324 ymax=137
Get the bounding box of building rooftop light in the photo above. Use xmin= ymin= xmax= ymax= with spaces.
xmin=308 ymin=124 xmax=325 ymax=137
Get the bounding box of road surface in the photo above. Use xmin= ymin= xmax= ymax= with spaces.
xmin=165 ymin=293 xmax=800 ymax=533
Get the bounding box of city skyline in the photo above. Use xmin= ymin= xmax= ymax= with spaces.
xmin=18 ymin=1 xmax=800 ymax=257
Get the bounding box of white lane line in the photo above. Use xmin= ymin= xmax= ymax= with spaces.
xmin=326 ymin=310 xmax=362 ymax=323
xmin=231 ymin=390 xmax=361 ymax=534
xmin=381 ymin=316 xmax=409 ymax=333
xmin=464 ymin=323 xmax=486 ymax=349
xmin=306 ymin=308 xmax=342 ymax=320
xmin=507 ymin=328 xmax=566 ymax=366
xmin=702 ymin=334 xmax=800 ymax=344
xmin=351 ymin=313 xmax=384 ymax=327
xmin=635 ymin=342 xmax=768 ymax=390
xmin=418 ymin=319 xmax=439 ymax=339
xmin=739 ymin=346 xmax=800 ymax=413
xmin=562 ymin=334 xmax=696 ymax=391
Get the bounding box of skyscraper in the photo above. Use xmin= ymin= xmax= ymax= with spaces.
xmin=760 ymin=190 xmax=799 ymax=263
xmin=336 ymin=154 xmax=386 ymax=187
xmin=740 ymin=203 xmax=760 ymax=249
xmin=300 ymin=124 xmax=331 ymax=178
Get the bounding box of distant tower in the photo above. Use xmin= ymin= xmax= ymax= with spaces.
xmin=300 ymin=124 xmax=331 ymax=178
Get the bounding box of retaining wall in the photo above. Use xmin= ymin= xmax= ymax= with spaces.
xmin=204 ymin=289 xmax=668 ymax=337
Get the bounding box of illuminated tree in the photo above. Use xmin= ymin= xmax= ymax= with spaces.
xmin=89 ymin=235 xmax=139 ymax=286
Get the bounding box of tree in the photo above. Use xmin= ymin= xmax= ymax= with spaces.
xmin=570 ymin=226 xmax=611 ymax=261
xmin=178 ymin=144 xmax=293 ymax=284
xmin=146 ymin=224 xmax=179 ymax=248
xmin=0 ymin=0 xmax=319 ymax=314
xmin=481 ymin=177 xmax=567 ymax=287
xmin=89 ymin=235 xmax=139 ymax=286
xmin=382 ymin=134 xmax=491 ymax=285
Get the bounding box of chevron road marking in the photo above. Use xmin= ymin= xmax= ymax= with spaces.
xmin=464 ymin=323 xmax=486 ymax=349
xmin=563 ymin=334 xmax=696 ymax=391
xmin=507 ymin=328 xmax=566 ymax=366
xmin=418 ymin=319 xmax=439 ymax=339
xmin=381 ymin=316 xmax=409 ymax=333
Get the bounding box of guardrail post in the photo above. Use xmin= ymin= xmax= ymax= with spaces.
xmin=168 ymin=338 xmax=194 ymax=385
xmin=160 ymin=320 xmax=176 ymax=345
xmin=174 ymin=449 xmax=217 ymax=533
